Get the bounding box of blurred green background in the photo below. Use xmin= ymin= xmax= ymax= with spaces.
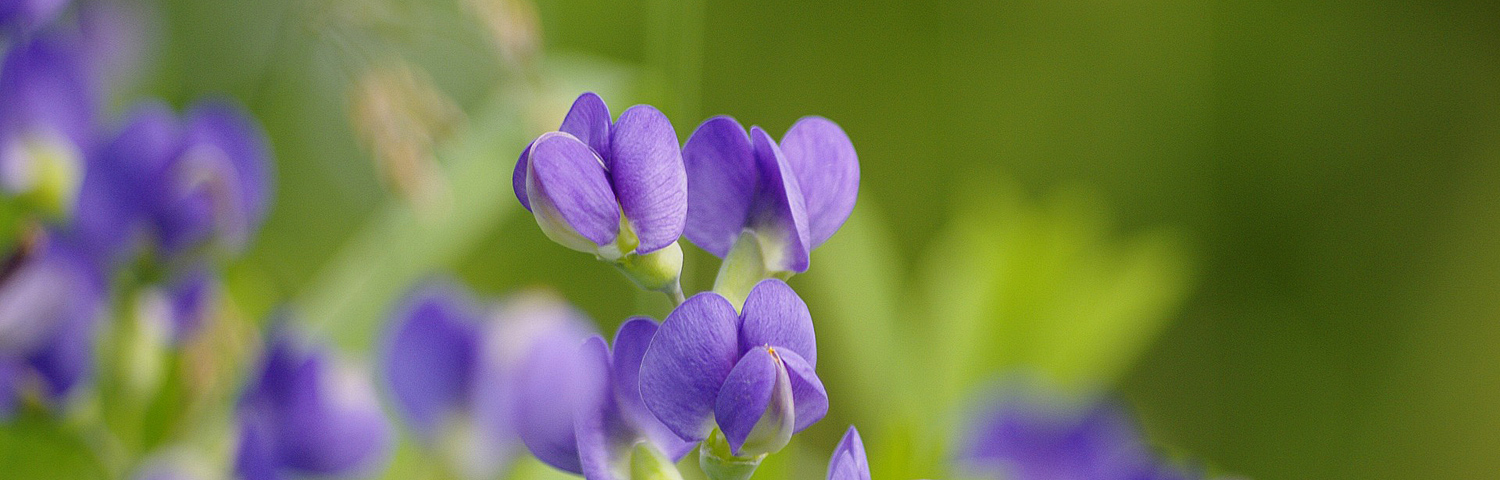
xmin=123 ymin=0 xmax=1500 ymax=478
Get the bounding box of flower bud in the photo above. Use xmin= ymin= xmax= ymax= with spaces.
xmin=630 ymin=443 xmax=685 ymax=480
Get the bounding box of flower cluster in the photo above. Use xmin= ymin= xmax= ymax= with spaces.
xmin=0 ymin=0 xmax=274 ymax=429
xmin=349 ymin=91 xmax=860 ymax=480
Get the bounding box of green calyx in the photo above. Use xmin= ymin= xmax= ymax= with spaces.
xmin=698 ymin=429 xmax=765 ymax=480
xmin=630 ymin=442 xmax=685 ymax=480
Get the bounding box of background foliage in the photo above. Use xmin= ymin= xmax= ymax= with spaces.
xmin=11 ymin=0 xmax=1498 ymax=479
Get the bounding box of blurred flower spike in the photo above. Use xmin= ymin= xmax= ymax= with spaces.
xmin=513 ymin=92 xmax=686 ymax=296
xmin=682 ymin=115 xmax=857 ymax=306
xmin=236 ymin=325 xmax=392 ymax=480
xmin=640 ymin=279 xmax=828 ymax=458
xmin=959 ymin=389 xmax=1203 ymax=480
xmin=0 ymin=35 xmax=95 ymax=219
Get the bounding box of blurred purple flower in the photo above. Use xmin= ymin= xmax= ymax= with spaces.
xmin=639 ymin=279 xmax=828 ymax=456
xmin=827 ymin=426 xmax=871 ymax=480
xmin=0 ymin=0 xmax=69 ymax=38
xmin=681 ymin=115 xmax=857 ymax=274
xmin=134 ymin=267 xmax=218 ymax=345
xmin=0 ymin=230 xmax=103 ymax=420
xmin=236 ymin=327 xmax=392 ymax=480
xmin=512 ymin=92 xmax=685 ymax=260
xmin=959 ymin=393 xmax=1201 ymax=480
xmin=75 ymin=98 xmax=273 ymax=265
xmin=0 ymin=34 xmax=96 ymax=215
xmin=515 ymin=316 xmax=697 ymax=479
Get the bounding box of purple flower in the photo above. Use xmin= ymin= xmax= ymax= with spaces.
xmin=682 ymin=115 xmax=858 ymax=274
xmin=959 ymin=394 xmax=1201 ymax=480
xmin=76 ymin=98 xmax=273 ymax=264
xmin=502 ymin=305 xmax=695 ymax=478
xmin=236 ymin=327 xmax=392 ymax=480
xmin=827 ymin=426 xmax=871 ymax=480
xmin=0 ymin=0 xmax=70 ymax=38
xmin=0 ymin=35 xmax=96 ymax=217
xmin=382 ymin=281 xmax=484 ymax=441
xmin=639 ymin=279 xmax=828 ymax=456
xmin=512 ymin=92 xmax=685 ymax=262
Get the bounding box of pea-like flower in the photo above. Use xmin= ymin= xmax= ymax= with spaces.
xmin=681 ymin=116 xmax=857 ymax=302
xmin=639 ymin=279 xmax=828 ymax=457
xmin=827 ymin=426 xmax=871 ymax=480
xmin=235 ymin=327 xmax=392 ymax=480
xmin=959 ymin=393 xmax=1201 ymax=480
xmin=76 ymin=99 xmax=273 ymax=265
xmin=511 ymin=92 xmax=686 ymax=294
xmin=514 ymin=316 xmax=695 ymax=479
xmin=382 ymin=281 xmax=585 ymax=478
xmin=0 ymin=35 xmax=96 ymax=218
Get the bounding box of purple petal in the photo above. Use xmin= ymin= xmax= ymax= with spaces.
xmin=608 ymin=105 xmax=685 ymax=253
xmin=0 ymin=35 xmax=95 ymax=165
xmin=639 ymin=292 xmax=741 ymax=441
xmin=715 ymin=348 xmax=794 ymax=456
xmin=512 ymin=139 xmax=534 ymax=211
xmin=72 ymin=102 xmax=181 ymax=264
xmin=610 ymin=317 xmax=696 ymax=460
xmin=827 ymin=426 xmax=870 ymax=480
xmin=511 ymin=316 xmax=600 ymax=474
xmin=738 ymin=278 xmax=816 ymax=365
xmin=177 ymin=98 xmax=275 ymax=254
xmin=239 ymin=330 xmax=392 ymax=478
xmin=558 ymin=92 xmax=611 ymax=160
xmin=0 ymin=0 xmax=71 ymax=36
xmin=777 ymin=349 xmax=828 ymax=433
xmin=0 ymin=359 xmax=19 ymax=420
xmin=525 ymin=132 xmax=620 ymax=247
xmin=380 ymin=281 xmax=481 ymax=440
xmin=779 ymin=117 xmax=858 ymax=249
xmin=574 ymin=336 xmax=627 ymax=480
xmin=748 ymin=127 xmax=811 ymax=273
xmin=0 ymin=232 xmax=104 ymax=357
xmin=682 ymin=116 xmax=757 ymax=257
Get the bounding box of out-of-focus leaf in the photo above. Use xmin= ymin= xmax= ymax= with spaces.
xmin=0 ymin=408 xmax=107 ymax=479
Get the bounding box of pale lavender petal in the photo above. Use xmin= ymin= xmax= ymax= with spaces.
xmin=575 ymin=336 xmax=628 ymax=480
xmin=608 ymin=105 xmax=685 ymax=253
xmin=776 ymin=349 xmax=828 ymax=433
xmin=380 ymin=281 xmax=481 ymax=440
xmin=0 ymin=0 xmax=70 ymax=36
xmin=512 ymin=321 xmax=600 ymax=474
xmin=610 ymin=317 xmax=694 ymax=460
xmin=179 ymin=98 xmax=275 ymax=253
xmin=513 ymin=139 xmax=534 ymax=211
xmin=639 ymin=292 xmax=741 ymax=441
xmin=714 ymin=348 xmax=785 ymax=456
xmin=682 ymin=116 xmax=757 ymax=257
xmin=748 ymin=127 xmax=811 ymax=273
xmin=827 ymin=426 xmax=870 ymax=480
xmin=558 ymin=92 xmax=611 ymax=159
xmin=738 ymin=279 xmax=816 ymax=365
xmin=779 ymin=117 xmax=858 ymax=248
xmin=526 ymin=132 xmax=619 ymax=247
